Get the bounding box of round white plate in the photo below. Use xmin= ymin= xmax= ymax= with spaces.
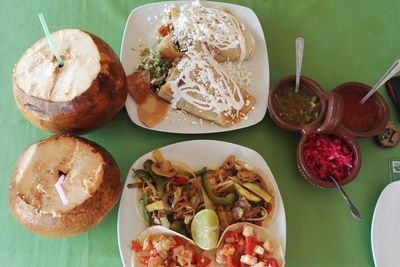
xmin=371 ymin=180 xmax=400 ymax=267
xmin=117 ymin=140 xmax=286 ymax=267
xmin=120 ymin=1 xmax=269 ymax=134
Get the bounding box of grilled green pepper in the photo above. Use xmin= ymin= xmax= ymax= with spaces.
xmin=142 ymin=192 xmax=151 ymax=224
xmin=143 ymin=159 xmax=165 ymax=196
xmin=201 ymin=171 xmax=237 ymax=206
xmin=133 ymin=169 xmax=151 ymax=180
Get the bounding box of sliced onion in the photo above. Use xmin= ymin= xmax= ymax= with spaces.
xmin=245 ymin=206 xmax=268 ymax=221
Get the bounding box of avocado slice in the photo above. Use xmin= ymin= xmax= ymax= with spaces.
xmin=242 ymin=182 xmax=272 ymax=202
xmin=233 ymin=182 xmax=262 ymax=202
xmin=145 ymin=200 xmax=165 ymax=212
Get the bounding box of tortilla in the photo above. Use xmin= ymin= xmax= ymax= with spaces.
xmin=158 ymin=43 xmax=255 ymax=127
xmin=168 ymin=4 xmax=255 ymax=63
xmin=217 ymin=223 xmax=285 ymax=267
xmin=202 ymin=158 xmax=277 ymax=230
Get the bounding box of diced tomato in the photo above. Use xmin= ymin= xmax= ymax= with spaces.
xmin=264 ymin=258 xmax=279 ymax=267
xmin=245 ymin=236 xmax=258 ymax=255
xmin=158 ymin=24 xmax=171 ymax=36
xmin=224 ymin=231 xmax=240 ymax=243
xmin=139 ymin=256 xmax=150 ymax=264
xmin=227 ymin=255 xmax=240 ymax=267
xmin=131 ymin=240 xmax=142 ymax=252
xmin=193 ymin=253 xmax=211 ymax=267
xmin=173 ymin=236 xmax=186 ymax=246
xmin=175 ymin=176 xmax=189 ymax=185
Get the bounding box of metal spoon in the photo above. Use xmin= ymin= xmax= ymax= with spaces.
xmin=295 ymin=37 xmax=304 ymax=93
xmin=360 ymin=59 xmax=400 ymax=104
xmin=327 ymin=175 xmax=362 ymax=220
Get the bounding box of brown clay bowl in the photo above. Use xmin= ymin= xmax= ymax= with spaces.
xmin=268 ymin=75 xmax=326 ymax=132
xmin=333 ymin=82 xmax=390 ymax=138
xmin=296 ymin=129 xmax=362 ymax=188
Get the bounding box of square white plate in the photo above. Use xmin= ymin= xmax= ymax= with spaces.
xmin=120 ymin=1 xmax=269 ymax=134
xmin=117 ymin=140 xmax=286 ymax=267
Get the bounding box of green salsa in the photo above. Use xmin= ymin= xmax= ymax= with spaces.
xmin=273 ymin=85 xmax=321 ymax=125
xmin=137 ymin=48 xmax=172 ymax=92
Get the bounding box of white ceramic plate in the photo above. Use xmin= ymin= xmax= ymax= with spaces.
xmin=120 ymin=1 xmax=269 ymax=134
xmin=117 ymin=140 xmax=286 ymax=267
xmin=371 ymin=180 xmax=400 ymax=267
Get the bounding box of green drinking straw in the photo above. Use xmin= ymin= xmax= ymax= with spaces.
xmin=38 ymin=13 xmax=64 ymax=67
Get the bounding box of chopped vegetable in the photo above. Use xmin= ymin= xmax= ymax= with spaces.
xmin=145 ymin=200 xmax=165 ymax=212
xmin=303 ymin=133 xmax=354 ymax=182
xmin=142 ymin=192 xmax=151 ymax=224
xmin=133 ymin=169 xmax=151 ymax=180
xmin=273 ymin=85 xmax=321 ymax=125
xmin=131 ymin=240 xmax=142 ymax=252
xmin=137 ymin=48 xmax=172 ymax=92
xmin=202 ymin=171 xmax=237 ymax=206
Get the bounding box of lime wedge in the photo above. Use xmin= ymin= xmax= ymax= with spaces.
xmin=191 ymin=209 xmax=220 ymax=250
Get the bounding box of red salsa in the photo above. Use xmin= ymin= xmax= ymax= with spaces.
xmin=303 ymin=133 xmax=354 ymax=182
xmin=338 ymin=89 xmax=379 ymax=133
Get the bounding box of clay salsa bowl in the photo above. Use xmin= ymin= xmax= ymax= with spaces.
xmin=296 ymin=128 xmax=362 ymax=188
xmin=268 ymin=75 xmax=327 ymax=132
xmin=333 ymin=82 xmax=390 ymax=138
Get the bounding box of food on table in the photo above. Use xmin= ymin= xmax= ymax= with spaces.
xmin=130 ymin=150 xmax=206 ymax=237
xmin=8 ymin=135 xmax=122 ymax=237
xmin=137 ymin=48 xmax=173 ymax=92
xmin=337 ymin=89 xmax=380 ymax=133
xmin=130 ymin=2 xmax=256 ymax=127
xmin=190 ymin=209 xmax=220 ymax=250
xmin=165 ymin=2 xmax=255 ymax=63
xmin=127 ymin=71 xmax=170 ymax=127
xmin=201 ymin=156 xmax=276 ymax=231
xmin=158 ymin=43 xmax=255 ymax=127
xmin=13 ymin=29 xmax=127 ymax=134
xmin=132 ymin=226 xmax=211 ymax=267
xmin=272 ymin=84 xmax=321 ymax=125
xmin=215 ymin=223 xmax=285 ymax=267
xmin=302 ymin=133 xmax=354 ymax=182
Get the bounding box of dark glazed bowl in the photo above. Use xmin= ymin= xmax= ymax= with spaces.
xmin=268 ymin=75 xmax=326 ymax=132
xmin=296 ymin=129 xmax=362 ymax=188
xmin=333 ymin=82 xmax=390 ymax=138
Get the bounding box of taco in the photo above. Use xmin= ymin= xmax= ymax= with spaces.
xmin=201 ymin=155 xmax=277 ymax=231
xmin=158 ymin=43 xmax=255 ymax=128
xmin=131 ymin=226 xmax=211 ymax=267
xmin=215 ymin=223 xmax=285 ymax=266
xmin=163 ymin=2 xmax=255 ymax=63
xmin=129 ymin=150 xmax=207 ymax=237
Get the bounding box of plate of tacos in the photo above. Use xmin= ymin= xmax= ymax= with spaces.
xmin=120 ymin=1 xmax=269 ymax=133
xmin=117 ymin=140 xmax=286 ymax=267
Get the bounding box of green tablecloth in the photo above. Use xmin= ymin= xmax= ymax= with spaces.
xmin=1 ymin=0 xmax=399 ymax=266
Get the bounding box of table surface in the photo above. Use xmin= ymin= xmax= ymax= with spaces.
xmin=1 ymin=0 xmax=400 ymax=266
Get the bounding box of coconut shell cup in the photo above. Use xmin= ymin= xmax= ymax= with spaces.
xmin=13 ymin=29 xmax=128 ymax=134
xmin=9 ymin=134 xmax=122 ymax=237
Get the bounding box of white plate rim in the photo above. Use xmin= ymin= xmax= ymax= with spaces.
xmin=117 ymin=140 xmax=286 ymax=267
xmin=371 ymin=180 xmax=400 ymax=267
xmin=119 ymin=1 xmax=269 ymax=134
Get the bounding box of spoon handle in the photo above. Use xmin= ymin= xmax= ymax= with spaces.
xmin=295 ymin=37 xmax=304 ymax=93
xmin=360 ymin=59 xmax=400 ymax=104
xmin=329 ymin=176 xmax=362 ymax=220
